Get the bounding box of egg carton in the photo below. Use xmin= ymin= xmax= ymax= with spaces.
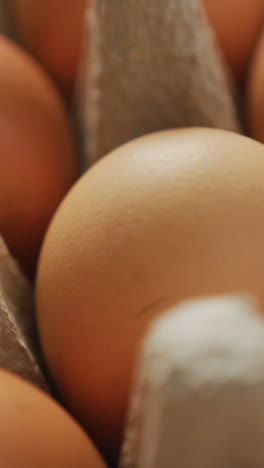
xmin=0 ymin=0 xmax=246 ymax=458
xmin=76 ymin=0 xmax=241 ymax=167
xmin=0 ymin=236 xmax=48 ymax=391
xmin=119 ymin=295 xmax=264 ymax=468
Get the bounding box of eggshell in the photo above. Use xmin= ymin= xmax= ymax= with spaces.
xmin=202 ymin=0 xmax=263 ymax=81
xmin=245 ymin=31 xmax=264 ymax=143
xmin=36 ymin=127 xmax=264 ymax=461
xmin=0 ymin=369 xmax=107 ymax=468
xmin=0 ymin=36 xmax=79 ymax=274
xmin=8 ymin=0 xmax=87 ymax=98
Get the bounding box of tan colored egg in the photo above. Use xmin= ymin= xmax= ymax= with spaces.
xmin=36 ymin=128 xmax=264 ymax=462
xmin=8 ymin=0 xmax=87 ymax=98
xmin=246 ymin=31 xmax=264 ymax=143
xmin=0 ymin=369 xmax=107 ymax=468
xmin=203 ymin=0 xmax=263 ymax=81
xmin=0 ymin=36 xmax=79 ymax=275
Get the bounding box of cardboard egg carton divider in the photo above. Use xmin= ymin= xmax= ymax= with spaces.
xmin=0 ymin=237 xmax=48 ymax=391
xmin=0 ymin=0 xmax=245 ymax=464
xmin=77 ymin=0 xmax=241 ymax=167
xmin=119 ymin=295 xmax=264 ymax=468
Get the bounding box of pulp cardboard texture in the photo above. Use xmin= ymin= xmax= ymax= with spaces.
xmin=119 ymin=295 xmax=264 ymax=468
xmin=0 ymin=237 xmax=48 ymax=391
xmin=78 ymin=0 xmax=241 ymax=166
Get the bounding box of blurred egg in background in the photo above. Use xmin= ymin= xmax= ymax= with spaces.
xmin=0 ymin=369 xmax=107 ymax=468
xmin=245 ymin=31 xmax=264 ymax=143
xmin=6 ymin=0 xmax=87 ymax=99
xmin=0 ymin=36 xmax=79 ymax=276
xmin=202 ymin=0 xmax=263 ymax=83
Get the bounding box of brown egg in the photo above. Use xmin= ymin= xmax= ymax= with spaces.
xmin=202 ymin=0 xmax=263 ymax=81
xmin=0 ymin=369 xmax=107 ymax=468
xmin=245 ymin=31 xmax=264 ymax=143
xmin=36 ymin=128 xmax=264 ymax=462
xmin=8 ymin=0 xmax=87 ymax=98
xmin=0 ymin=36 xmax=79 ymax=275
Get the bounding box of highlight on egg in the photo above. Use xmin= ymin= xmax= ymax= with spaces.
xmin=0 ymin=369 xmax=107 ymax=468
xmin=36 ymin=127 xmax=264 ymax=462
